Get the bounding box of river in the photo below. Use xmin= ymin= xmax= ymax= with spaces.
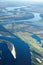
xmin=0 ymin=26 xmax=31 ymax=65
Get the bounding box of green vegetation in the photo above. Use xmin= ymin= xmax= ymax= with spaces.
xmin=14 ymin=32 xmax=43 ymax=65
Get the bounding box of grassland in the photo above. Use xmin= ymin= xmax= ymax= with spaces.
xmin=13 ymin=32 xmax=43 ymax=65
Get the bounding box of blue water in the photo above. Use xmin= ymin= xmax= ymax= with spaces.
xmin=0 ymin=26 xmax=31 ymax=65
xmin=0 ymin=10 xmax=42 ymax=27
xmin=0 ymin=7 xmax=43 ymax=65
xmin=31 ymin=34 xmax=41 ymax=43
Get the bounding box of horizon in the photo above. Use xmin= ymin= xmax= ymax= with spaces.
xmin=0 ymin=0 xmax=43 ymax=3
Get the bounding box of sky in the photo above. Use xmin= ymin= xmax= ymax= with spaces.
xmin=0 ymin=0 xmax=43 ymax=3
